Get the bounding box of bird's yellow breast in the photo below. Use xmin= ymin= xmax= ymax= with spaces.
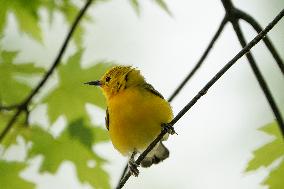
xmin=107 ymin=87 xmax=173 ymax=156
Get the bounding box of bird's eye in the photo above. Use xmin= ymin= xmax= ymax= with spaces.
xmin=106 ymin=76 xmax=111 ymax=82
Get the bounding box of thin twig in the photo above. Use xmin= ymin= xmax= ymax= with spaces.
xmin=221 ymin=0 xmax=284 ymax=135
xmin=116 ymin=16 xmax=229 ymax=184
xmin=0 ymin=108 xmax=22 ymax=141
xmin=116 ymin=8 xmax=284 ymax=189
xmin=24 ymin=0 xmax=93 ymax=105
xmin=116 ymin=16 xmax=229 ymax=183
xmin=116 ymin=163 xmax=129 ymax=187
xmin=168 ymin=16 xmax=228 ymax=102
xmin=0 ymin=0 xmax=94 ymax=143
xmin=231 ymin=20 xmax=284 ymax=135
xmin=0 ymin=104 xmax=21 ymax=111
xmin=235 ymin=9 xmax=284 ymax=75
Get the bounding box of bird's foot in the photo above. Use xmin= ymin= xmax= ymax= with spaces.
xmin=161 ymin=123 xmax=177 ymax=135
xmin=128 ymin=158 xmax=139 ymax=177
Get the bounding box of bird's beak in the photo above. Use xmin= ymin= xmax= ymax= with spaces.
xmin=84 ymin=80 xmax=102 ymax=86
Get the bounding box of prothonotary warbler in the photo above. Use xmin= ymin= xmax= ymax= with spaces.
xmin=85 ymin=66 xmax=175 ymax=176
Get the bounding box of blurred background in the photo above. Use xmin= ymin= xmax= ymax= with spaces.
xmin=1 ymin=0 xmax=283 ymax=188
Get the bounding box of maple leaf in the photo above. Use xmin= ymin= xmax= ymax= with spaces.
xmin=0 ymin=50 xmax=44 ymax=106
xmin=23 ymin=119 xmax=110 ymax=188
xmin=0 ymin=160 xmax=35 ymax=189
xmin=44 ymin=50 xmax=113 ymax=123
xmin=246 ymin=121 xmax=284 ymax=189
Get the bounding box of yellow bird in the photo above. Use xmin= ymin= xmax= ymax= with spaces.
xmin=85 ymin=66 xmax=174 ymax=176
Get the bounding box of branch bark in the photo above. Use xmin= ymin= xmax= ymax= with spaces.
xmin=168 ymin=16 xmax=228 ymax=102
xmin=221 ymin=0 xmax=284 ymax=136
xmin=0 ymin=0 xmax=94 ymax=142
xmin=117 ymin=15 xmax=229 ymax=183
xmin=235 ymin=9 xmax=284 ymax=75
xmin=231 ymin=20 xmax=284 ymax=136
xmin=0 ymin=104 xmax=20 ymax=111
xmin=116 ymin=8 xmax=284 ymax=189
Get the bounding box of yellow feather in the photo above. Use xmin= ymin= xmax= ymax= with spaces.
xmin=91 ymin=66 xmax=173 ymax=156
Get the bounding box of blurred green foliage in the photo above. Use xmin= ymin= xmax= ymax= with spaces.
xmin=0 ymin=160 xmax=35 ymax=189
xmin=0 ymin=0 xmax=171 ymax=188
xmin=0 ymin=0 xmax=79 ymax=41
xmin=0 ymin=50 xmax=44 ymax=105
xmin=246 ymin=122 xmax=284 ymax=189
xmin=44 ymin=51 xmax=110 ymax=123
xmin=2 ymin=0 xmax=282 ymax=189
xmin=0 ymin=0 xmax=113 ymax=188
xmin=22 ymin=120 xmax=110 ymax=188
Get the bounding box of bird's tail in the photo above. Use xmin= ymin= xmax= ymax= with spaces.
xmin=141 ymin=142 xmax=169 ymax=167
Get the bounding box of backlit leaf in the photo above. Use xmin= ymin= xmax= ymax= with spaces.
xmin=153 ymin=0 xmax=172 ymax=15
xmin=0 ymin=112 xmax=28 ymax=148
xmin=23 ymin=119 xmax=110 ymax=189
xmin=44 ymin=50 xmax=113 ymax=123
xmin=129 ymin=0 xmax=141 ymax=15
xmin=0 ymin=50 xmax=44 ymax=106
xmin=264 ymin=160 xmax=284 ymax=189
xmin=0 ymin=160 xmax=35 ymax=189
xmin=245 ymin=121 xmax=284 ymax=189
xmin=246 ymin=122 xmax=284 ymax=171
xmin=0 ymin=0 xmax=80 ymax=41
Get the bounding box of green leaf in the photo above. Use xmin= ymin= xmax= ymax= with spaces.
xmin=128 ymin=0 xmax=172 ymax=16
xmin=0 ymin=0 xmax=80 ymax=41
xmin=67 ymin=119 xmax=109 ymax=148
xmin=0 ymin=112 xmax=28 ymax=148
xmin=0 ymin=160 xmax=35 ymax=189
xmin=24 ymin=119 xmax=110 ymax=189
xmin=129 ymin=0 xmax=141 ymax=15
xmin=58 ymin=0 xmax=78 ymax=23
xmin=11 ymin=0 xmax=41 ymax=40
xmin=264 ymin=160 xmax=284 ymax=189
xmin=0 ymin=50 xmax=44 ymax=106
xmin=68 ymin=119 xmax=94 ymax=149
xmin=0 ymin=1 xmax=8 ymax=33
xmin=246 ymin=122 xmax=284 ymax=171
xmin=0 ymin=0 xmax=41 ymax=41
xmin=245 ymin=121 xmax=284 ymax=189
xmin=153 ymin=0 xmax=172 ymax=16
xmin=44 ymin=50 xmax=113 ymax=123
xmin=45 ymin=0 xmax=83 ymax=46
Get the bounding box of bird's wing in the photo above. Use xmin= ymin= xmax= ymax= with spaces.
xmin=105 ymin=107 xmax=109 ymax=130
xmin=143 ymin=83 xmax=164 ymax=99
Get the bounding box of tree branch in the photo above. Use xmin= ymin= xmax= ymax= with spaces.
xmin=0 ymin=104 xmax=20 ymax=111
xmin=168 ymin=16 xmax=228 ymax=102
xmin=116 ymin=16 xmax=228 ymax=184
xmin=235 ymin=9 xmax=284 ymax=75
xmin=221 ymin=0 xmax=284 ymax=136
xmin=231 ymin=20 xmax=284 ymax=136
xmin=117 ymin=15 xmax=229 ymax=183
xmin=0 ymin=0 xmax=94 ymax=143
xmin=116 ymin=8 xmax=284 ymax=189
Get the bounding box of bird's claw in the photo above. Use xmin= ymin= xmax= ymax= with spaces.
xmin=128 ymin=159 xmax=139 ymax=177
xmin=162 ymin=123 xmax=177 ymax=135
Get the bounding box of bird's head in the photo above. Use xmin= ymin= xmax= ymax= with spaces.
xmin=85 ymin=66 xmax=145 ymax=99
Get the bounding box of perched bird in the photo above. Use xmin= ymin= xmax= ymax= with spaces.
xmin=85 ymin=66 xmax=174 ymax=176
